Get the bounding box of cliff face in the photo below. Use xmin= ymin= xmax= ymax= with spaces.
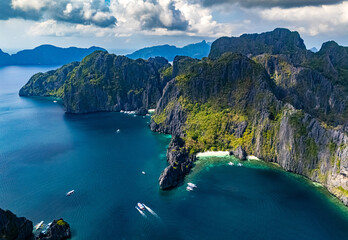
xmin=19 ymin=62 xmax=79 ymax=98
xmin=20 ymin=51 xmax=171 ymax=114
xmin=151 ymin=50 xmax=348 ymax=204
xmin=209 ymin=28 xmax=309 ymax=64
xmin=0 ymin=208 xmax=34 ymax=240
xmin=19 ymin=28 xmax=348 ymax=206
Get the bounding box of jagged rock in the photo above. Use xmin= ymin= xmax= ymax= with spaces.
xmin=230 ymin=146 xmax=247 ymax=161
xmin=209 ymin=28 xmax=308 ymax=64
xmin=20 ymin=51 xmax=171 ymax=114
xmin=135 ymin=107 xmax=148 ymax=116
xmin=159 ymin=136 xmax=196 ymax=189
xmin=36 ymin=219 xmax=71 ymax=240
xmin=0 ymin=209 xmax=34 ymax=240
xmin=18 ymin=28 xmax=348 ymax=207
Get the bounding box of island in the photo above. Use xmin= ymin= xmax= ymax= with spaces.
xmin=19 ymin=28 xmax=348 ymax=207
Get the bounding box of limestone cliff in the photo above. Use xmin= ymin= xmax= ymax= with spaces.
xmin=20 ymin=51 xmax=171 ymax=114
xmin=151 ymin=51 xmax=348 ymax=205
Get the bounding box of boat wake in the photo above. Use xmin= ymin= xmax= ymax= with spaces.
xmin=135 ymin=206 xmax=147 ymax=218
xmin=144 ymin=204 xmax=160 ymax=220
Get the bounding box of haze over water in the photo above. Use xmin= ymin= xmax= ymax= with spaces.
xmin=1 ymin=66 xmax=348 ymax=240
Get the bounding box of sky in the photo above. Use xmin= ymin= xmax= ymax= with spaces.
xmin=0 ymin=0 xmax=348 ymax=54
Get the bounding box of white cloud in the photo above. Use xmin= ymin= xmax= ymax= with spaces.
xmin=28 ymin=19 xmax=116 ymax=38
xmin=11 ymin=0 xmax=51 ymax=11
xmin=109 ymin=0 xmax=233 ymax=37
xmin=259 ymin=2 xmax=348 ymax=36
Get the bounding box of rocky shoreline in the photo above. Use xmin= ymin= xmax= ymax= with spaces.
xmin=0 ymin=208 xmax=71 ymax=240
xmin=18 ymin=28 xmax=348 ymax=207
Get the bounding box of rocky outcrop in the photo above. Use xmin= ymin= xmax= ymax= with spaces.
xmin=0 ymin=208 xmax=71 ymax=240
xmin=151 ymin=49 xmax=348 ymax=206
xmin=209 ymin=28 xmax=309 ymax=64
xmin=18 ymin=28 xmax=348 ymax=207
xmin=230 ymin=146 xmax=247 ymax=160
xmin=36 ymin=219 xmax=71 ymax=240
xmin=19 ymin=62 xmax=79 ymax=98
xmin=20 ymin=51 xmax=172 ymax=114
xmin=0 ymin=209 xmax=34 ymax=240
xmin=254 ymin=54 xmax=347 ymax=125
xmin=159 ymin=136 xmax=196 ymax=189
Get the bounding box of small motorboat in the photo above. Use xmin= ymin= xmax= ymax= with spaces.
xmin=137 ymin=202 xmax=145 ymax=210
xmin=66 ymin=190 xmax=75 ymax=196
xmin=228 ymin=162 xmax=234 ymax=166
xmin=186 ymin=186 xmax=194 ymax=191
xmin=34 ymin=221 xmax=44 ymax=231
xmin=187 ymin=183 xmax=197 ymax=188
xmin=116 ymin=129 xmax=120 ymax=133
xmin=53 ymin=100 xmax=57 ymax=103
xmin=237 ymin=163 xmax=243 ymax=167
xmin=142 ymin=171 xmax=146 ymax=175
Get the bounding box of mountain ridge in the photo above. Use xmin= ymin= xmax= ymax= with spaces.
xmin=0 ymin=45 xmax=106 ymax=66
xmin=18 ymin=28 xmax=348 ymax=207
xmin=126 ymin=40 xmax=211 ymax=61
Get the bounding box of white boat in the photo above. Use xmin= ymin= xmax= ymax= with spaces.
xmin=187 ymin=183 xmax=197 ymax=188
xmin=237 ymin=163 xmax=243 ymax=167
xmin=116 ymin=129 xmax=120 ymax=133
xmin=53 ymin=100 xmax=57 ymax=103
xmin=142 ymin=171 xmax=146 ymax=175
xmin=137 ymin=202 xmax=145 ymax=210
xmin=228 ymin=162 xmax=234 ymax=166
xmin=66 ymin=190 xmax=75 ymax=196
xmin=34 ymin=221 xmax=44 ymax=231
xmin=186 ymin=186 xmax=194 ymax=191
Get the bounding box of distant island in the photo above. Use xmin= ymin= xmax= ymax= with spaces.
xmin=126 ymin=40 xmax=211 ymax=61
xmin=0 ymin=45 xmax=106 ymax=66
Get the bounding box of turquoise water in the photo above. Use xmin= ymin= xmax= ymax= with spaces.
xmin=1 ymin=66 xmax=348 ymax=240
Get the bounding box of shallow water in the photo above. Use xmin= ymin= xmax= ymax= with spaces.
xmin=1 ymin=66 xmax=348 ymax=240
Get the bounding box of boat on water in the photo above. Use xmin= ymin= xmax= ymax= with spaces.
xmin=142 ymin=171 xmax=146 ymax=175
xmin=53 ymin=100 xmax=57 ymax=103
xmin=186 ymin=186 xmax=194 ymax=191
xmin=116 ymin=129 xmax=120 ymax=133
xmin=187 ymin=183 xmax=197 ymax=188
xmin=66 ymin=190 xmax=75 ymax=196
xmin=228 ymin=162 xmax=234 ymax=166
xmin=34 ymin=221 xmax=44 ymax=231
xmin=237 ymin=163 xmax=243 ymax=167
xmin=137 ymin=202 xmax=145 ymax=210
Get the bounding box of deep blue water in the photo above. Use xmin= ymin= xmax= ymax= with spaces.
xmin=1 ymin=66 xmax=348 ymax=240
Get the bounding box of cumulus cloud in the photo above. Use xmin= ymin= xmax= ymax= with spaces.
xmin=109 ymin=0 xmax=188 ymax=31
xmin=259 ymin=2 xmax=348 ymax=36
xmin=12 ymin=0 xmax=51 ymax=11
xmin=0 ymin=0 xmax=41 ymax=20
xmin=192 ymin=0 xmax=344 ymax=8
xmin=0 ymin=0 xmax=117 ymax=27
xmin=110 ymin=0 xmax=233 ymax=37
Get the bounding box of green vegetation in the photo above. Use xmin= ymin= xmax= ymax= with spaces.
xmin=160 ymin=66 xmax=173 ymax=79
xmin=289 ymin=111 xmax=307 ymax=138
xmin=152 ymin=101 xmax=175 ymax=124
xmin=336 ymin=186 xmax=348 ymax=196
xmin=306 ymin=138 xmax=318 ymax=159
xmin=180 ymin=99 xmax=252 ymax=154
xmin=56 ymin=219 xmax=67 ymax=226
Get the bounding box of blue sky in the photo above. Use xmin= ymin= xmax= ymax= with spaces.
xmin=0 ymin=0 xmax=347 ymax=53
